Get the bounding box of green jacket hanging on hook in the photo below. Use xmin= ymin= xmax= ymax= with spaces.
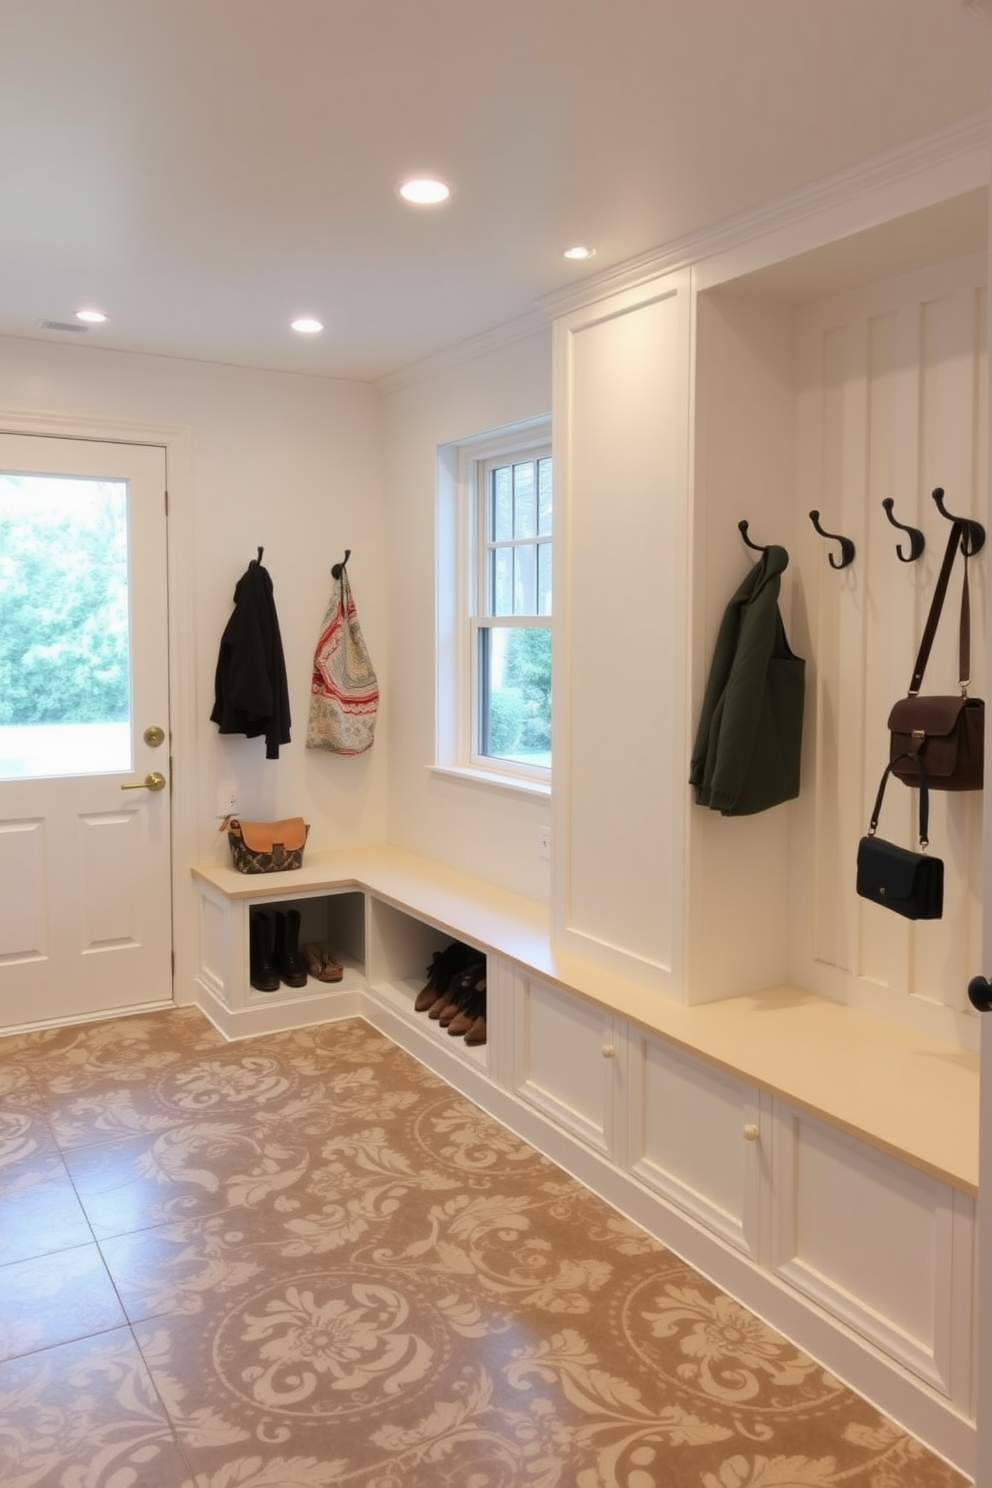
xmin=689 ymin=544 xmax=805 ymax=816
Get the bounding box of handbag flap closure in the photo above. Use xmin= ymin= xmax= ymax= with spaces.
xmin=887 ymin=695 xmax=966 ymax=739
xmin=856 ymin=837 xmax=925 ymax=901
xmin=236 ymin=818 xmax=308 ymax=852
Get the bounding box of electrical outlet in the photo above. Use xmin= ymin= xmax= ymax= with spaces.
xmin=538 ymin=826 xmax=550 ymax=859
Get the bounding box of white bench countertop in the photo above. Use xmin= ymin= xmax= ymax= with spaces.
xmin=193 ymin=845 xmax=979 ymax=1193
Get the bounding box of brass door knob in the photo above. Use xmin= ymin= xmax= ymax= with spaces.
xmin=121 ymin=772 xmax=167 ymax=792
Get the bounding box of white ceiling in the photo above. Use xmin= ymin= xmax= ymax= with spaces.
xmin=1 ymin=0 xmax=989 ymax=383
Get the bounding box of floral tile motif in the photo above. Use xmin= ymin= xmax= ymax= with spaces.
xmin=43 ymin=1045 xmax=319 ymax=1150
xmin=0 ymin=1244 xmax=127 ymax=1363
xmin=0 ymin=1009 xmax=971 ymax=1488
xmin=62 ymin=1121 xmax=317 ymax=1239
xmin=0 ymin=1326 xmax=191 ymax=1488
xmin=0 ymin=1005 xmax=224 ymax=1072
xmin=0 ymin=1151 xmax=94 ymax=1267
xmin=0 ymin=1064 xmax=55 ymax=1170
xmin=100 ymin=1211 xmax=278 ymax=1325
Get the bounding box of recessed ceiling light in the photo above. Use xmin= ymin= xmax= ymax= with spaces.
xmin=75 ymin=307 xmax=107 ymax=323
xmin=397 ymin=177 xmax=451 ymax=206
xmin=290 ymin=317 xmax=324 ymax=334
xmin=562 ymin=246 xmax=596 ymax=261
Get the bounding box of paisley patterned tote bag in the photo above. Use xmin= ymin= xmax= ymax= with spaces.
xmin=306 ymin=562 xmax=379 ymax=754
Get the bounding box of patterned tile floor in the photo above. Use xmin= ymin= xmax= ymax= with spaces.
xmin=0 ymin=1007 xmax=971 ymax=1488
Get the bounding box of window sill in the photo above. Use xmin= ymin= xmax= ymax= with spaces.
xmin=428 ymin=763 xmax=551 ymax=800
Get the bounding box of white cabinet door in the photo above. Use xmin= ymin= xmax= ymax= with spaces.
xmin=510 ymin=971 xmax=618 ymax=1159
xmin=626 ymin=1028 xmax=764 ymax=1257
xmin=770 ymin=1101 xmax=974 ymax=1407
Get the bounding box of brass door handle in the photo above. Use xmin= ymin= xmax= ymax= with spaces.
xmin=121 ymin=772 xmax=167 ymax=792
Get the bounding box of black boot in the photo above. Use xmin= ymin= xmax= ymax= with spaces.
xmin=249 ymin=911 xmax=280 ymax=993
xmin=274 ymin=908 xmax=309 ymax=988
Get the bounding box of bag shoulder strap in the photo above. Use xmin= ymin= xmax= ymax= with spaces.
xmin=869 ymin=753 xmax=931 ymax=848
xmin=908 ymin=519 xmax=971 ymax=696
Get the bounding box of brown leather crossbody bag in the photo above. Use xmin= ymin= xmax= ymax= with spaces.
xmin=888 ymin=519 xmax=983 ymax=791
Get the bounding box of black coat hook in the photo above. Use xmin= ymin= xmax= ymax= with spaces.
xmin=331 ymin=548 xmax=352 ymax=580
xmin=738 ymin=519 xmax=768 ymax=554
xmin=881 ymin=499 xmax=925 ymax=563
xmin=808 ymin=510 xmax=855 ymax=569
xmin=931 ymin=487 xmax=985 ymax=556
xmin=255 ymin=546 xmax=264 ymax=564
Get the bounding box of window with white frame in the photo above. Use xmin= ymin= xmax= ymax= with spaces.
xmin=472 ymin=446 xmax=552 ymax=775
xmin=435 ymin=417 xmax=552 ymax=789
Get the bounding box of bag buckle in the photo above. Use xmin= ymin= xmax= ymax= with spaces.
xmin=911 ymin=729 xmax=925 ymax=741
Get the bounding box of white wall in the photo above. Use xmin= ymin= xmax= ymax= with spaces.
xmin=0 ymin=334 xmax=390 ymax=868
xmin=378 ymin=326 xmax=554 ymax=901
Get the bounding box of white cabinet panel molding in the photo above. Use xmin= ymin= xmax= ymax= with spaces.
xmin=770 ymin=1102 xmax=973 ymax=1405
xmin=551 ymin=271 xmax=690 ymax=992
xmin=510 ymin=970 xmax=617 ymax=1159
xmin=625 ymin=1030 xmax=765 ymax=1259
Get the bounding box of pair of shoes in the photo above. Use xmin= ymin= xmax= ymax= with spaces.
xmin=303 ymin=942 xmax=344 ymax=982
xmin=428 ymin=959 xmax=483 ymax=1022
xmin=415 ymin=940 xmax=477 ymax=1013
xmin=249 ymin=909 xmax=308 ymax=992
xmin=447 ymin=975 xmax=487 ymax=1045
xmin=431 ymin=961 xmax=486 ymax=1040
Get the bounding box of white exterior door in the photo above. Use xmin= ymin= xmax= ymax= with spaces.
xmin=0 ymin=433 xmax=173 ymax=1030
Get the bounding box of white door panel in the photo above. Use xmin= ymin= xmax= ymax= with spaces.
xmin=0 ymin=434 xmax=172 ymax=1028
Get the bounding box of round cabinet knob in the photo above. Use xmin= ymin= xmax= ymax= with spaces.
xmin=968 ymin=975 xmax=992 ymax=1013
xmin=743 ymin=1123 xmax=760 ymax=1142
xmin=601 ymin=1044 xmax=615 ymax=1058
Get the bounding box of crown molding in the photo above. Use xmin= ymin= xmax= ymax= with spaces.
xmin=375 ymin=309 xmax=549 ymax=396
xmin=375 ymin=113 xmax=989 ymax=390
xmin=539 ymin=112 xmax=991 ymax=319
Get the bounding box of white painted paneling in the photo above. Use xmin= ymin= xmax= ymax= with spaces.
xmin=772 ymin=1103 xmax=970 ymax=1400
xmin=553 ymin=273 xmax=689 ymax=987
xmin=626 ymin=1030 xmax=761 ymax=1255
xmin=511 ymin=972 xmax=615 ymax=1157
xmin=690 ymin=248 xmax=986 ymax=1046
xmin=792 ymin=255 xmax=987 ymax=1047
xmin=686 ymin=292 xmax=800 ymax=1003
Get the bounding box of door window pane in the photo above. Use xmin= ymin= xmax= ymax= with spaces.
xmin=0 ymin=473 xmax=132 ymax=780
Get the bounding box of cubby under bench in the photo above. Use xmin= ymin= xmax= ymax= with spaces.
xmin=191 ymin=846 xmax=979 ymax=1477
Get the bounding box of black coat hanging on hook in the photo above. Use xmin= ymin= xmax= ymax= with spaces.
xmin=210 ymin=551 xmax=292 ymax=759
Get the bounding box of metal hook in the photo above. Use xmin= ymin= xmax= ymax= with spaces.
xmin=881 ymin=499 xmax=925 ymax=563
xmin=738 ymin=520 xmax=768 ymax=554
xmin=931 ymin=487 xmax=985 ymax=556
xmin=255 ymin=546 xmax=264 ymax=564
xmin=331 ymin=548 xmax=352 ymax=580
xmin=808 ymin=510 xmax=855 ymax=569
